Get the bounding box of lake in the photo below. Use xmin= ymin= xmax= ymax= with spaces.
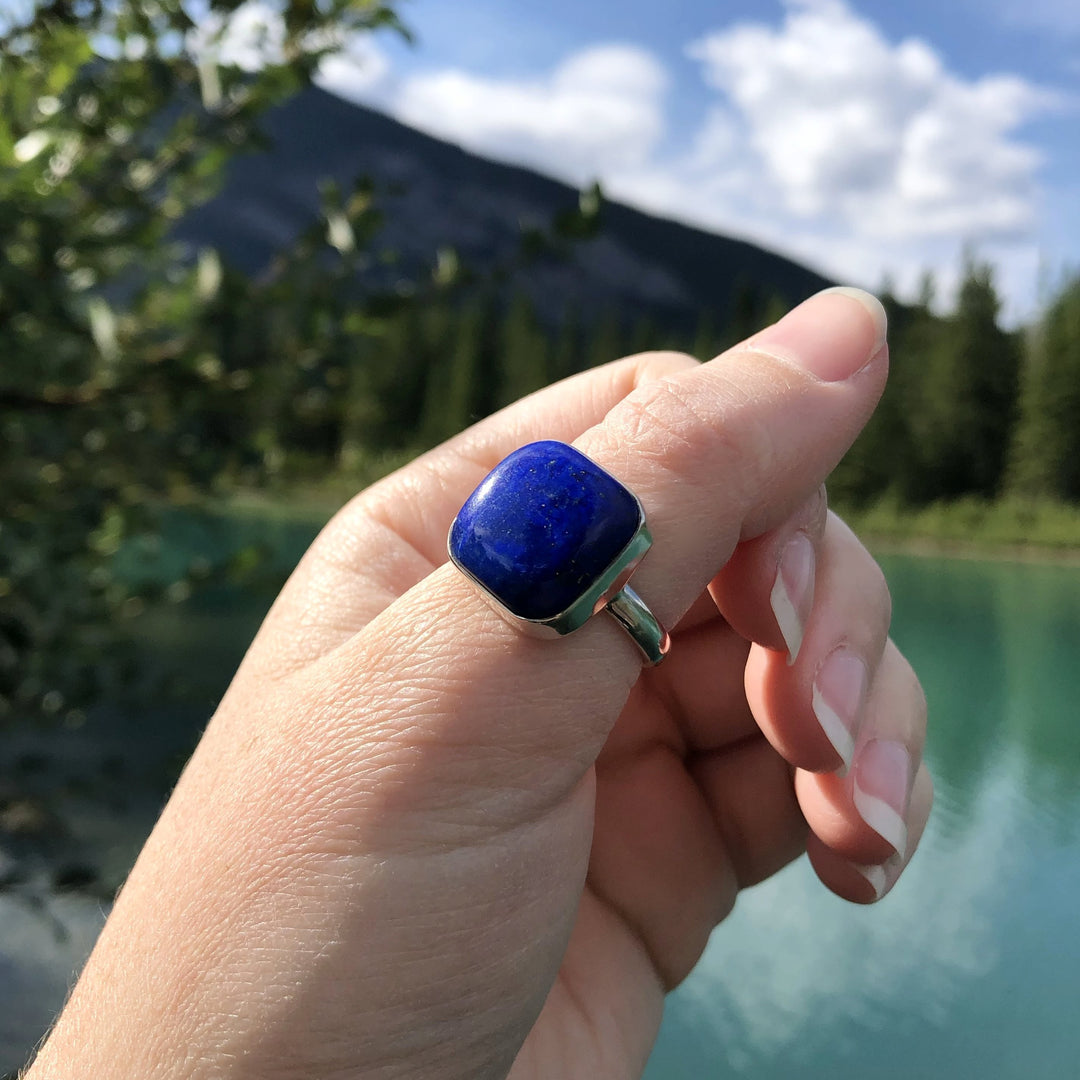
xmin=3 ymin=550 xmax=1079 ymax=1077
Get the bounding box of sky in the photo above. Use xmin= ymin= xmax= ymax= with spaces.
xmin=228 ymin=0 xmax=1079 ymax=323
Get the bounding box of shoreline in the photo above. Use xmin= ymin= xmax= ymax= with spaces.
xmin=860 ymin=534 xmax=1080 ymax=566
xmin=209 ymin=490 xmax=1080 ymax=567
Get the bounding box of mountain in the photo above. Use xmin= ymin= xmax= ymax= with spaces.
xmin=175 ymin=85 xmax=832 ymax=332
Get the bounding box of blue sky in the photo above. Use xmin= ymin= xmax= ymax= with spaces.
xmin=306 ymin=0 xmax=1080 ymax=319
xmin=241 ymin=1 xmax=1080 ymax=321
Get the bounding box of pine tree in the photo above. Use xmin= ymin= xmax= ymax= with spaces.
xmin=889 ymin=283 xmax=947 ymax=503
xmin=691 ymin=309 xmax=719 ymax=361
xmin=497 ymin=292 xmax=549 ymax=408
xmin=911 ymin=257 xmax=1020 ymax=499
xmin=628 ymin=314 xmax=660 ymax=356
xmin=830 ymin=285 xmax=914 ymax=504
xmin=585 ymin=308 xmax=623 ymax=370
xmin=550 ymin=308 xmax=582 ymax=383
xmin=1009 ymin=275 xmax=1080 ymax=498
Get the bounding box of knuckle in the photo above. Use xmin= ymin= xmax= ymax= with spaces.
xmin=888 ymin=641 xmax=928 ymax=750
xmin=599 ymin=372 xmax=776 ymax=507
xmin=630 ymin=349 xmax=701 ymax=379
xmin=868 ymin=559 xmax=893 ymax=635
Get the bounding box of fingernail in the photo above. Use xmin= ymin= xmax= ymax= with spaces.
xmin=852 ymin=738 xmax=912 ymax=857
xmin=812 ymin=647 xmax=868 ymax=774
xmin=852 ymin=861 xmax=888 ymax=901
xmin=751 ymin=286 xmax=887 ymax=382
xmin=770 ymin=532 xmax=814 ymax=664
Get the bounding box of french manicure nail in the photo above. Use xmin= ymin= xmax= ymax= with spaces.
xmin=812 ymin=648 xmax=868 ymax=774
xmin=852 ymin=738 xmax=912 ymax=857
xmin=751 ymin=286 xmax=887 ymax=382
xmin=852 ymin=862 xmax=888 ymax=901
xmin=770 ymin=532 xmax=814 ymax=664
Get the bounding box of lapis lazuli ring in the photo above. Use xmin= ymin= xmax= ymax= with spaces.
xmin=447 ymin=440 xmax=671 ymax=665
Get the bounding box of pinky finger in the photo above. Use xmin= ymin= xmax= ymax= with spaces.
xmin=806 ymin=761 xmax=934 ymax=904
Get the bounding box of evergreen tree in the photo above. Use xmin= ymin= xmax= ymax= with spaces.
xmin=888 ymin=283 xmax=947 ymax=503
xmin=496 ymin=292 xmax=549 ymax=408
xmin=445 ymin=294 xmax=489 ymax=437
xmin=830 ymin=284 xmax=914 ymax=504
xmin=628 ymin=313 xmax=660 ymax=356
xmin=585 ymin=308 xmax=623 ymax=370
xmin=910 ymin=257 xmax=1020 ymax=499
xmin=691 ymin=308 xmax=719 ymax=361
xmin=1009 ymin=275 xmax=1080 ymax=498
xmin=550 ymin=308 xmax=582 ymax=383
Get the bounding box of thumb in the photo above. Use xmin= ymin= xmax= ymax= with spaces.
xmin=39 ymin=288 xmax=889 ymax=1080
xmin=316 ymin=285 xmax=888 ymax=817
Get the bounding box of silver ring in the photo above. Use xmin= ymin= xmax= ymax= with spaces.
xmin=447 ymin=440 xmax=671 ymax=665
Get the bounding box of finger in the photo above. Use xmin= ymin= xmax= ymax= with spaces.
xmin=741 ymin=511 xmax=893 ymax=773
xmin=587 ymin=744 xmax=737 ymax=988
xmin=596 ymin=617 xmax=754 ymax=764
xmin=241 ymin=350 xmax=699 ymax=679
xmin=690 ymin=737 xmax=807 ymax=890
xmin=607 ymin=487 xmax=831 ymax=760
xmin=587 ymin=733 xmax=810 ymax=990
xmin=290 ymin=289 xmax=890 ymax=822
xmin=807 ymin=761 xmax=933 ymax=903
xmin=795 ymin=638 xmax=929 ymax=865
xmin=709 ymin=484 xmax=828 ymax=658
xmin=86 ymin=288 xmax=891 ymax=1073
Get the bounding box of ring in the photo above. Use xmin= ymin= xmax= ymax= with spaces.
xmin=447 ymin=440 xmax=671 ymax=665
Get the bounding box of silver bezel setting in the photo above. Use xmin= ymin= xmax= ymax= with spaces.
xmin=448 ymin=496 xmax=652 ymax=639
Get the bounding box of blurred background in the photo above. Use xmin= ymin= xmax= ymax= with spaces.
xmin=2 ymin=1 xmax=1079 ymax=1076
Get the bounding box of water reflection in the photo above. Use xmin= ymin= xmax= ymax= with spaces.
xmin=647 ymin=555 xmax=1080 ymax=1079
xmin=4 ymin=549 xmax=1080 ymax=1076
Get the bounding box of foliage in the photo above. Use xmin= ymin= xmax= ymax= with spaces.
xmin=0 ymin=1 xmax=611 ymax=720
xmin=832 ymin=259 xmax=1024 ymax=507
xmin=910 ymin=256 xmax=1020 ymax=499
xmin=0 ymin=0 xmax=412 ymax=719
xmin=5 ymin=2 xmax=1080 ymax=726
xmin=1008 ymin=274 xmax=1080 ymax=499
xmin=838 ymin=493 xmax=1080 ymax=552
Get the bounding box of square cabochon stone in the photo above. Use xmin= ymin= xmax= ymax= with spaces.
xmin=449 ymin=441 xmax=643 ymax=621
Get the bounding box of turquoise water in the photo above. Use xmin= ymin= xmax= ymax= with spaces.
xmin=3 ymin=553 xmax=1080 ymax=1075
xmin=647 ymin=555 xmax=1080 ymax=1079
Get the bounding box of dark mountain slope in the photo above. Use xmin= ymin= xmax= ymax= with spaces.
xmin=175 ymin=85 xmax=832 ymax=330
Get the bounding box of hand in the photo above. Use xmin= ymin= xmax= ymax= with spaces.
xmin=29 ymin=288 xmax=931 ymax=1080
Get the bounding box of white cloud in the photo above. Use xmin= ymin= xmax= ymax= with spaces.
xmin=187 ymin=0 xmax=286 ymax=72
xmin=688 ymin=3 xmax=1053 ymax=242
xmin=270 ymin=0 xmax=1064 ymax=319
xmin=188 ymin=0 xmax=391 ymax=96
xmin=665 ymin=752 xmax=1022 ymax=1070
xmin=316 ymin=35 xmax=392 ymax=101
xmin=382 ymin=44 xmax=667 ymax=185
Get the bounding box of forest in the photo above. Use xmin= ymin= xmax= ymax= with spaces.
xmin=3 ymin=0 xmax=1080 ymax=720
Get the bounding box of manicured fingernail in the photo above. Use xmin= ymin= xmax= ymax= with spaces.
xmin=852 ymin=861 xmax=888 ymax=901
xmin=812 ymin=647 xmax=868 ymax=774
xmin=770 ymin=532 xmax=814 ymax=664
xmin=853 ymin=738 xmax=912 ymax=856
xmin=751 ymin=286 xmax=887 ymax=382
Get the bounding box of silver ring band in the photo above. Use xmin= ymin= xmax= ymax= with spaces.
xmin=605 ymin=585 xmax=671 ymax=666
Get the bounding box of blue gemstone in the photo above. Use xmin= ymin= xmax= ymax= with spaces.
xmin=449 ymin=440 xmax=642 ymax=621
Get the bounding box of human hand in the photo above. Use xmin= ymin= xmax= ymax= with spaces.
xmin=29 ymin=288 xmax=931 ymax=1080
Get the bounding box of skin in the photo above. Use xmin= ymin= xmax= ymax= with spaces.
xmin=27 ymin=289 xmax=931 ymax=1080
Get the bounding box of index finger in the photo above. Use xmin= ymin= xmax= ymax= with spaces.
xmin=302 ymin=286 xmax=889 ymax=809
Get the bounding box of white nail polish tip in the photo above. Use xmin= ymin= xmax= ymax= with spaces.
xmin=852 ymin=784 xmax=908 ymax=857
xmin=812 ymin=684 xmax=855 ymax=773
xmin=817 ymin=286 xmax=888 ymax=354
xmin=770 ymin=572 xmax=803 ymax=664
xmin=853 ymin=862 xmax=887 ymax=900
